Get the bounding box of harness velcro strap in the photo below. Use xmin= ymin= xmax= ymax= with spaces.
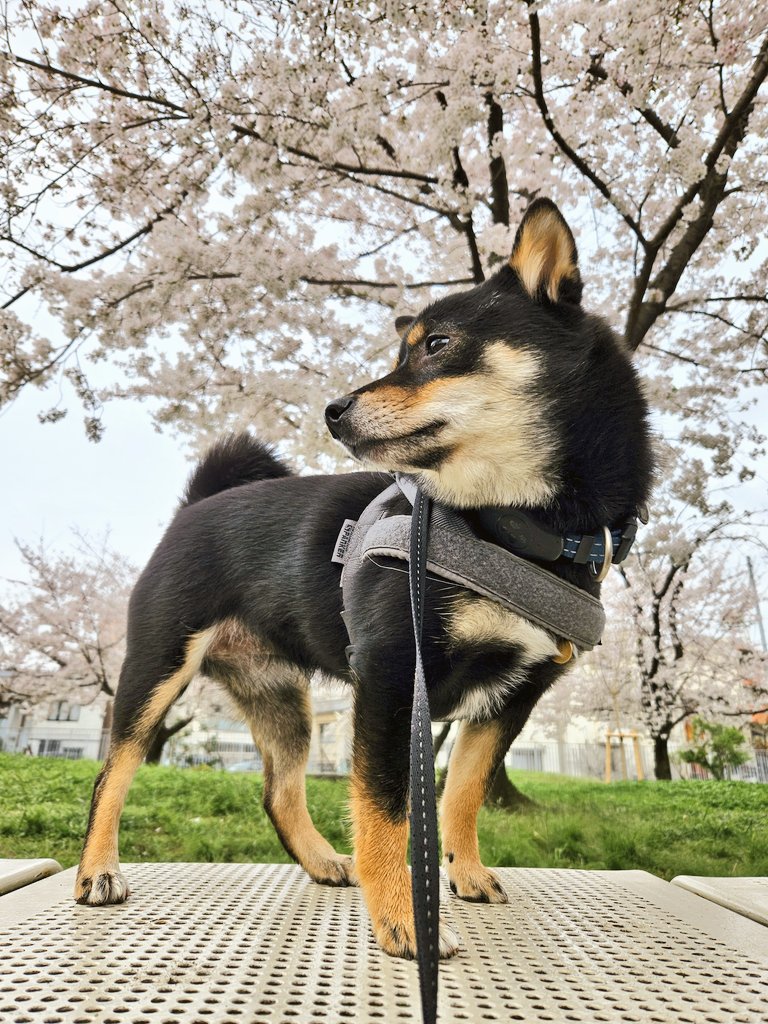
xmin=361 ymin=513 xmax=605 ymax=650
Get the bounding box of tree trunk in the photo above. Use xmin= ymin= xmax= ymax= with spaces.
xmin=433 ymin=722 xmax=453 ymax=797
xmin=653 ymin=734 xmax=672 ymax=780
xmin=484 ymin=765 xmax=536 ymax=811
xmin=145 ymin=716 xmax=193 ymax=765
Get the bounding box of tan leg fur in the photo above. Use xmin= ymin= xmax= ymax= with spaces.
xmin=440 ymin=719 xmax=509 ymax=904
xmin=244 ymin=688 xmax=354 ymax=887
xmin=350 ymin=776 xmax=460 ymax=959
xmin=75 ymin=627 xmax=216 ymax=905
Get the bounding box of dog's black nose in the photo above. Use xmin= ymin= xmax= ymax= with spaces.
xmin=325 ymin=394 xmax=355 ymax=429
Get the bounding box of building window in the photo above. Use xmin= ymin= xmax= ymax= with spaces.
xmin=47 ymin=701 xmax=81 ymax=722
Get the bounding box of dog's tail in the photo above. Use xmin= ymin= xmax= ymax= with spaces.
xmin=182 ymin=433 xmax=292 ymax=507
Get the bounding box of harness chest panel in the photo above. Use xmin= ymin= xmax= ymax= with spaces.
xmin=333 ymin=480 xmax=606 ymax=652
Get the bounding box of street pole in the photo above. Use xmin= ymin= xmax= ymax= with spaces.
xmin=746 ymin=556 xmax=767 ymax=653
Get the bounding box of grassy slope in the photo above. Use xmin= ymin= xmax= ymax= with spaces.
xmin=1 ymin=753 xmax=766 ymax=877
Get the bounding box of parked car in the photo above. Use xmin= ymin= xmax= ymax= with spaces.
xmin=226 ymin=759 xmax=264 ymax=773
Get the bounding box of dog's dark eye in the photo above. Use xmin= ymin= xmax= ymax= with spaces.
xmin=425 ymin=335 xmax=450 ymax=355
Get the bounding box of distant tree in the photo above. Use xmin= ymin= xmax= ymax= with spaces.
xmin=0 ymin=534 xmax=133 ymax=706
xmin=618 ymin=500 xmax=768 ymax=779
xmin=0 ymin=534 xmax=192 ymax=759
xmin=532 ymin=523 xmax=768 ymax=781
xmin=679 ymin=716 xmax=752 ymax=780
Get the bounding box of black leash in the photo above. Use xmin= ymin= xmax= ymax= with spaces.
xmin=408 ymin=487 xmax=440 ymax=1024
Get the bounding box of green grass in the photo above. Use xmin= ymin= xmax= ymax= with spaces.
xmin=1 ymin=753 xmax=766 ymax=877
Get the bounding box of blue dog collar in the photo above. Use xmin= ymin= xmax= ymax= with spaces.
xmin=473 ymin=505 xmax=645 ymax=578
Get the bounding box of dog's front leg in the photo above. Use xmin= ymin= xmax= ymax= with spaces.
xmin=349 ymin=690 xmax=460 ymax=960
xmin=440 ymin=718 xmax=512 ymax=904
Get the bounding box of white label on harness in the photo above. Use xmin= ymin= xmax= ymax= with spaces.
xmin=332 ymin=520 xmax=357 ymax=564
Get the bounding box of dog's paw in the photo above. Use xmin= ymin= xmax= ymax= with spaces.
xmin=74 ymin=869 xmax=130 ymax=906
xmin=446 ymin=861 xmax=508 ymax=904
xmin=307 ymin=852 xmax=357 ymax=887
xmin=375 ymin=916 xmax=461 ymax=960
xmin=438 ymin=920 xmax=462 ymax=958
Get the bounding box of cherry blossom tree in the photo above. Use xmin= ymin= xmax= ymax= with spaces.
xmin=2 ymin=2 xmax=768 ymax=782
xmin=618 ymin=510 xmax=768 ymax=779
xmin=0 ymin=0 xmax=765 ymax=483
xmin=0 ymin=534 xmax=133 ymax=710
xmin=535 ymin=509 xmax=768 ymax=779
xmin=0 ymin=534 xmax=193 ymax=757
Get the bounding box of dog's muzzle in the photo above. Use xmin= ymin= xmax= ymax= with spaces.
xmin=325 ymin=394 xmax=356 ymax=440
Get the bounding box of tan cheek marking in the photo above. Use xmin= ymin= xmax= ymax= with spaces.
xmin=362 ymin=344 xmax=538 ymax=429
xmin=358 ymin=376 xmax=466 ymax=419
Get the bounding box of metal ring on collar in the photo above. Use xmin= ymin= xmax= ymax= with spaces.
xmin=590 ymin=526 xmax=613 ymax=582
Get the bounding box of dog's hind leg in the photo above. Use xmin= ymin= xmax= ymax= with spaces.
xmin=440 ymin=718 xmax=516 ymax=904
xmin=227 ymin=662 xmax=354 ymax=887
xmin=74 ymin=627 xmax=216 ymax=905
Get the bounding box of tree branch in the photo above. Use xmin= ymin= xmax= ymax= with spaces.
xmin=3 ymin=50 xmax=188 ymax=113
xmin=301 ymin=275 xmax=475 ymax=291
xmin=231 ymin=122 xmax=438 ymax=184
xmin=525 ymin=4 xmax=645 ymax=242
xmin=2 ymin=193 xmax=187 ymax=288
xmin=485 ymin=93 xmax=509 ymax=227
xmin=586 ymin=56 xmax=680 ymax=148
xmin=624 ymin=29 xmax=768 ymax=350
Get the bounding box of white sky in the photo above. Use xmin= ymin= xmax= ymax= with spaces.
xmin=1 ymin=384 xmax=188 ymax=579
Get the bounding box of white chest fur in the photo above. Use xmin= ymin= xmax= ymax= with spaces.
xmin=444 ymin=594 xmax=562 ymax=722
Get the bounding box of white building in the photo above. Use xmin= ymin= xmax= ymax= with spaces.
xmin=0 ymin=699 xmax=107 ymax=760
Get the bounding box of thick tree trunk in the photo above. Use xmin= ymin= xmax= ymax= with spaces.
xmin=484 ymin=765 xmax=536 ymax=811
xmin=145 ymin=716 xmax=193 ymax=765
xmin=653 ymin=734 xmax=672 ymax=780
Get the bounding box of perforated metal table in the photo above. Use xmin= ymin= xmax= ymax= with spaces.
xmin=1 ymin=863 xmax=766 ymax=1023
xmin=672 ymin=874 xmax=768 ymax=928
xmin=0 ymin=857 xmax=61 ymax=896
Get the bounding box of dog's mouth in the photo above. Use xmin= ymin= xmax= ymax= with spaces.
xmin=348 ymin=419 xmax=448 ymax=460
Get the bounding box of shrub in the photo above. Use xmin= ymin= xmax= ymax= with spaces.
xmin=679 ymin=717 xmax=751 ymax=780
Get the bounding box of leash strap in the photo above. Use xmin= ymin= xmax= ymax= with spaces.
xmin=408 ymin=487 xmax=440 ymax=1024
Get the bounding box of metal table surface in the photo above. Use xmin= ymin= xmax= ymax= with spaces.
xmin=0 ymin=857 xmax=61 ymax=897
xmin=1 ymin=863 xmax=766 ymax=1023
xmin=671 ymin=874 xmax=768 ymax=928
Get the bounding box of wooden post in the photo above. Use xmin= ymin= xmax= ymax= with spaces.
xmin=631 ymin=731 xmax=644 ymax=781
xmin=605 ymin=729 xmax=646 ymax=783
xmin=604 ymin=732 xmax=612 ymax=784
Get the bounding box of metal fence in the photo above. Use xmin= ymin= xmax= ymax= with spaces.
xmin=5 ymin=723 xmax=767 ymax=783
xmin=505 ymin=739 xmax=655 ymax=781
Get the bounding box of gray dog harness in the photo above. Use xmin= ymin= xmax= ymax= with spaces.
xmin=332 ymin=475 xmax=608 ymax=652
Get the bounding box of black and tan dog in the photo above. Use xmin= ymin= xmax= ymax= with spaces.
xmin=75 ymin=199 xmax=652 ymax=959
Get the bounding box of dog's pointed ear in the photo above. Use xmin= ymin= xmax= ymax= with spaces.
xmin=509 ymin=199 xmax=582 ymax=305
xmin=395 ymin=315 xmax=414 ymax=336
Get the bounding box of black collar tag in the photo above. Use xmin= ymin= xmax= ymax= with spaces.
xmin=473 ymin=506 xmax=565 ymax=561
